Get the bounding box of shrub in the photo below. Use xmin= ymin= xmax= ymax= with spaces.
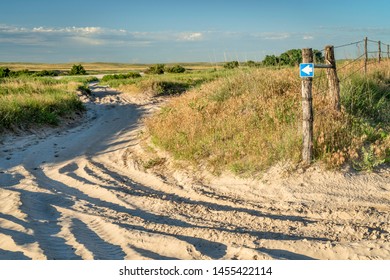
xmin=145 ymin=64 xmax=165 ymax=75
xmin=101 ymin=72 xmax=141 ymax=82
xmin=69 ymin=64 xmax=87 ymax=75
xmin=0 ymin=67 xmax=11 ymax=78
xmin=245 ymin=60 xmax=260 ymax=67
xmin=165 ymin=65 xmax=186 ymax=73
xmin=33 ymin=70 xmax=59 ymax=77
xmin=223 ymin=61 xmax=239 ymax=69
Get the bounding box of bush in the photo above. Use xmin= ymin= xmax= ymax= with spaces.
xmin=146 ymin=64 xmax=165 ymax=75
xmin=101 ymin=72 xmax=141 ymax=82
xmin=69 ymin=64 xmax=87 ymax=75
xmin=245 ymin=60 xmax=260 ymax=67
xmin=223 ymin=61 xmax=239 ymax=69
xmin=0 ymin=67 xmax=11 ymax=78
xmin=11 ymin=69 xmax=33 ymax=77
xmin=33 ymin=70 xmax=59 ymax=77
xmin=165 ymin=65 xmax=186 ymax=73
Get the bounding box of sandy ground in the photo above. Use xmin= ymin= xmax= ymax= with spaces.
xmin=0 ymin=83 xmax=389 ymax=260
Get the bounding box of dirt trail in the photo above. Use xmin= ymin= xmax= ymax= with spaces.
xmin=1 ymin=84 xmax=389 ymax=260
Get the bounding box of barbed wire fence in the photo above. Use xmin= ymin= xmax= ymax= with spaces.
xmin=314 ymin=37 xmax=390 ymax=95
xmin=301 ymin=37 xmax=390 ymax=164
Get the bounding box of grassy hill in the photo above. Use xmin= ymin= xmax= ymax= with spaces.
xmin=145 ymin=64 xmax=389 ymax=174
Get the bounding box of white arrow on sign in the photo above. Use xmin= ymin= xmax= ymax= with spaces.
xmin=302 ymin=64 xmax=313 ymax=75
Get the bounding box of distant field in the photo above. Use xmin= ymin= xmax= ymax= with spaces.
xmin=0 ymin=62 xmax=220 ymax=74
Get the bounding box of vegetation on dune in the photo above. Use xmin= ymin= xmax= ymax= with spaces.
xmin=144 ymin=64 xmax=187 ymax=75
xmin=145 ymin=64 xmax=389 ymax=174
xmin=145 ymin=69 xmax=302 ymax=174
xmin=105 ymin=69 xmax=233 ymax=97
xmin=0 ymin=76 xmax=91 ymax=130
xmin=101 ymin=72 xmax=141 ymax=82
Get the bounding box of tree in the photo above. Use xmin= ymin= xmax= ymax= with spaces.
xmin=262 ymin=49 xmax=324 ymax=67
xmin=314 ymin=50 xmax=325 ymax=63
xmin=262 ymin=55 xmax=279 ymax=66
xmin=69 ymin=64 xmax=87 ymax=75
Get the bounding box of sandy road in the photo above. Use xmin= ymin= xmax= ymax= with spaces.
xmin=0 ymin=84 xmax=389 ymax=260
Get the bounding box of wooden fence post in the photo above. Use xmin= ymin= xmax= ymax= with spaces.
xmin=378 ymin=41 xmax=381 ymax=63
xmin=325 ymin=45 xmax=341 ymax=111
xmin=387 ymin=44 xmax=389 ymax=59
xmin=364 ymin=37 xmax=368 ymax=75
xmin=301 ymin=48 xmax=314 ymax=165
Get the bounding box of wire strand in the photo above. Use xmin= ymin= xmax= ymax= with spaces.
xmin=334 ymin=40 xmax=364 ymax=49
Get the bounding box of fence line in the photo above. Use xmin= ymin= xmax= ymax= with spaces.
xmin=300 ymin=37 xmax=389 ymax=164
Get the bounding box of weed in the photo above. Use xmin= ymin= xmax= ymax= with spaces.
xmin=143 ymin=157 xmax=166 ymax=169
xmin=353 ymin=145 xmax=386 ymax=172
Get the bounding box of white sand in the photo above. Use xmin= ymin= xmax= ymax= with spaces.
xmin=0 ymin=83 xmax=389 ymax=260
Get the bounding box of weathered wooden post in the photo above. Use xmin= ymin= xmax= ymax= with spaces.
xmin=325 ymin=45 xmax=341 ymax=111
xmin=387 ymin=44 xmax=390 ymax=59
xmin=364 ymin=37 xmax=368 ymax=75
xmin=378 ymin=41 xmax=382 ymax=63
xmin=301 ymin=48 xmax=314 ymax=164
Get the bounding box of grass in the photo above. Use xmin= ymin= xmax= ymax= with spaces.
xmin=0 ymin=76 xmax=91 ymax=130
xmin=145 ymin=62 xmax=390 ymax=174
xmin=105 ymin=69 xmax=234 ymax=97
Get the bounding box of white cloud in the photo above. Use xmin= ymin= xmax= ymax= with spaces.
xmin=0 ymin=24 xmax=208 ymax=47
xmin=262 ymin=33 xmax=290 ymax=40
xmin=31 ymin=26 xmax=104 ymax=35
xmin=178 ymin=32 xmax=203 ymax=41
xmin=303 ymin=35 xmax=314 ymax=40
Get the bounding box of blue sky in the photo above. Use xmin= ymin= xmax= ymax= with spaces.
xmin=1 ymin=0 xmax=390 ymax=63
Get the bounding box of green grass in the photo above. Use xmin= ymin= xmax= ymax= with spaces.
xmin=0 ymin=76 xmax=87 ymax=130
xmin=105 ymin=69 xmax=234 ymax=97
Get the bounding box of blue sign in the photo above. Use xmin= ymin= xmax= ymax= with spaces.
xmin=299 ymin=63 xmax=314 ymax=77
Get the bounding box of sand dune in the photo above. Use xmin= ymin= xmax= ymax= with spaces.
xmin=0 ymin=83 xmax=389 ymax=260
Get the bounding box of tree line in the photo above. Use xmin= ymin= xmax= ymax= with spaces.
xmin=224 ymin=49 xmax=324 ymax=69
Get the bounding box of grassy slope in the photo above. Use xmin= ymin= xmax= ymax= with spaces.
xmin=145 ymin=64 xmax=389 ymax=174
